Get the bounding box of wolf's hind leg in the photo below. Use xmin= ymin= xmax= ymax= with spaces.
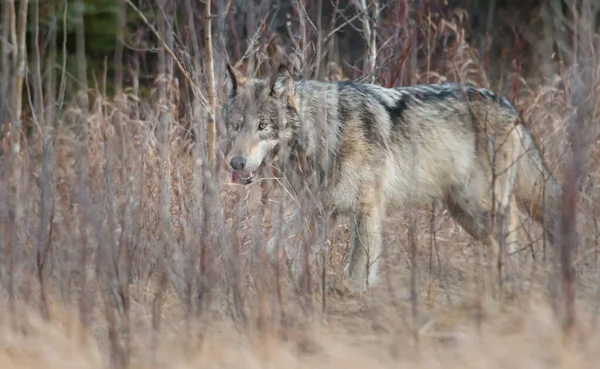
xmin=484 ymin=128 xmax=523 ymax=289
xmin=444 ymin=182 xmax=519 ymax=297
xmin=444 ymin=191 xmax=500 ymax=296
xmin=491 ymin=128 xmax=522 ymax=262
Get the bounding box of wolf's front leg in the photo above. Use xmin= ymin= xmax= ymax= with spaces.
xmin=346 ymin=204 xmax=384 ymax=292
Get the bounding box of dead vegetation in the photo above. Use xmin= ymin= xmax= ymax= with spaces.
xmin=0 ymin=0 xmax=599 ymax=368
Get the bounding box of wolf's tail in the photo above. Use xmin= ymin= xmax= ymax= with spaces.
xmin=513 ymin=124 xmax=563 ymax=245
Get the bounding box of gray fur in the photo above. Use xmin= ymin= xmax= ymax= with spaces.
xmin=223 ymin=64 xmax=563 ymax=291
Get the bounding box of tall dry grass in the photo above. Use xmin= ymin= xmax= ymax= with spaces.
xmin=0 ymin=1 xmax=599 ymax=368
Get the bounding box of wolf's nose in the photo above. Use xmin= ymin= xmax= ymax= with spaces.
xmin=230 ymin=156 xmax=246 ymax=170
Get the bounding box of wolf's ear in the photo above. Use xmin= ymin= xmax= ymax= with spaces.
xmin=270 ymin=64 xmax=295 ymax=99
xmin=225 ymin=63 xmax=246 ymax=98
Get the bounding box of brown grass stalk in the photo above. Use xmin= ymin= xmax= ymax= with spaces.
xmin=0 ymin=1 xmax=10 ymax=129
xmin=9 ymin=0 xmax=28 ymax=154
xmin=114 ymin=0 xmax=126 ymax=96
xmin=205 ymin=0 xmax=218 ymax=170
xmin=355 ymin=0 xmax=379 ymax=83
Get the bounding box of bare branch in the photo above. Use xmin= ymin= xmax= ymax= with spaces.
xmin=124 ymin=0 xmax=211 ymax=115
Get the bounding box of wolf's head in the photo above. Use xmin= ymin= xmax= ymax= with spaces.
xmin=222 ymin=64 xmax=298 ymax=185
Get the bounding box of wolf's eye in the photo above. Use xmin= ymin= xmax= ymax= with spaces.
xmin=258 ymin=122 xmax=266 ymax=130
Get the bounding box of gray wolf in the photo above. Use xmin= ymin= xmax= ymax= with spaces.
xmin=222 ymin=63 xmax=563 ymax=292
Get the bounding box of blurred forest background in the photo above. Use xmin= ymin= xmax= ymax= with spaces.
xmin=2 ymin=0 xmax=583 ymax=96
xmin=1 ymin=0 xmax=590 ymax=143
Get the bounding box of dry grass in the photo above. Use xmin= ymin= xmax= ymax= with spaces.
xmin=0 ymin=1 xmax=600 ymax=368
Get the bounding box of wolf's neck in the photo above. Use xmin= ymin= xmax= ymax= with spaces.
xmin=285 ymin=80 xmax=342 ymax=188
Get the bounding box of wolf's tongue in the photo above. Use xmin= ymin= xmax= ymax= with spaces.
xmin=232 ymin=171 xmax=238 ymax=182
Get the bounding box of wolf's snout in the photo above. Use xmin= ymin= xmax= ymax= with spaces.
xmin=230 ymin=156 xmax=247 ymax=170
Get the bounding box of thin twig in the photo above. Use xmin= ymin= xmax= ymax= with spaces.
xmin=124 ymin=0 xmax=211 ymax=115
xmin=234 ymin=7 xmax=277 ymax=69
xmin=324 ymin=3 xmax=373 ymax=42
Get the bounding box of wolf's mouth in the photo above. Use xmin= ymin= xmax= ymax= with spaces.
xmin=232 ymin=170 xmax=258 ymax=185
